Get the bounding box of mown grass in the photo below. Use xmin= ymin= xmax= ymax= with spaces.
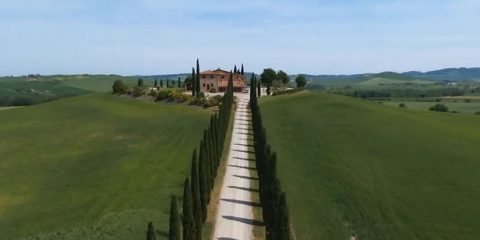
xmin=259 ymin=92 xmax=480 ymax=240
xmin=0 ymin=94 xmax=211 ymax=240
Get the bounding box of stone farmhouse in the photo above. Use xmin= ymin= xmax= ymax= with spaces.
xmin=199 ymin=69 xmax=247 ymax=93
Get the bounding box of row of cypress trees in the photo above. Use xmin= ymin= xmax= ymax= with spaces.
xmin=249 ymin=74 xmax=292 ymax=240
xmin=163 ymin=71 xmax=235 ymax=240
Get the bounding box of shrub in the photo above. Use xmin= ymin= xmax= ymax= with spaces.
xmin=156 ymin=89 xmax=172 ymax=101
xmin=132 ymin=87 xmax=144 ymax=97
xmin=429 ymin=104 xmax=448 ymax=112
xmin=475 ymin=111 xmax=480 ymax=115
xmin=399 ymin=103 xmax=406 ymax=108
xmin=435 ymin=98 xmax=441 ymax=102
xmin=112 ymin=80 xmax=128 ymax=94
xmin=464 ymin=99 xmax=471 ymax=103
xmin=209 ymin=88 xmax=217 ymax=93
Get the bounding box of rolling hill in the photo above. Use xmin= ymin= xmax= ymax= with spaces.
xmin=259 ymin=92 xmax=480 ymax=239
xmin=0 ymin=94 xmax=211 ymax=240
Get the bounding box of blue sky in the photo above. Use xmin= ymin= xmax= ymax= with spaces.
xmin=1 ymin=0 xmax=479 ymax=75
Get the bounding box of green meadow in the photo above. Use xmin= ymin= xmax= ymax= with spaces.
xmin=260 ymin=92 xmax=480 ymax=239
xmin=0 ymin=94 xmax=210 ymax=240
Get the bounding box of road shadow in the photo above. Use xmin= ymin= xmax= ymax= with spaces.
xmin=236 ymin=132 xmax=254 ymax=136
xmin=239 ymin=138 xmax=253 ymax=142
xmin=232 ymin=156 xmax=255 ymax=162
xmin=234 ymin=143 xmax=254 ymax=148
xmin=222 ymin=216 xmax=265 ymax=226
xmin=221 ymin=198 xmax=262 ymax=207
xmin=233 ymin=149 xmax=255 ymax=154
xmin=233 ymin=174 xmax=259 ymax=181
xmin=236 ymin=119 xmax=252 ymax=122
xmin=228 ymin=185 xmax=259 ymax=192
xmin=228 ymin=164 xmax=257 ymax=170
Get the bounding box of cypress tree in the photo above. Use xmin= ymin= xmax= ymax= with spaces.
xmin=147 ymin=222 xmax=156 ymax=240
xmin=241 ymin=64 xmax=244 ymax=76
xmin=257 ymin=79 xmax=261 ymax=97
xmin=190 ymin=149 xmax=203 ymax=236
xmin=169 ymin=196 xmax=181 ymax=240
xmin=178 ymin=77 xmax=181 ymax=88
xmin=195 ymin=59 xmax=200 ymax=96
xmin=182 ymin=178 xmax=195 ymax=240
xmin=192 ymin=67 xmax=196 ymax=96
xmin=161 ymin=79 xmax=164 ymax=87
xmin=167 ymin=80 xmax=170 ymax=88
xmin=198 ymin=142 xmax=208 ymax=221
xmin=154 ymin=79 xmax=158 ymax=87
xmin=234 ymin=65 xmax=237 ymax=74
xmin=278 ymin=191 xmax=291 ymax=240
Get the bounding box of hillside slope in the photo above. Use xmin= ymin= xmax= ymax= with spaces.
xmin=259 ymin=92 xmax=480 ymax=239
xmin=0 ymin=94 xmax=211 ymax=240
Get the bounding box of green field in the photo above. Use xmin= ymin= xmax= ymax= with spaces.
xmin=0 ymin=94 xmax=210 ymax=240
xmin=260 ymin=92 xmax=480 ymax=239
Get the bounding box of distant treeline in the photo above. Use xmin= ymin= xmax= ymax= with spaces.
xmin=330 ymin=87 xmax=469 ymax=99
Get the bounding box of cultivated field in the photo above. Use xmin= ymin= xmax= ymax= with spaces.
xmin=0 ymin=94 xmax=210 ymax=240
xmin=259 ymin=92 xmax=480 ymax=239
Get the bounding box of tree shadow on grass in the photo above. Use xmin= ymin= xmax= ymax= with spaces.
xmin=222 ymin=215 xmax=265 ymax=226
xmin=221 ymin=198 xmax=262 ymax=207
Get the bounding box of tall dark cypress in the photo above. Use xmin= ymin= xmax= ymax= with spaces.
xmin=241 ymin=64 xmax=244 ymax=76
xmin=195 ymin=59 xmax=200 ymax=96
xmin=257 ymin=79 xmax=261 ymax=97
xmin=154 ymin=79 xmax=158 ymax=87
xmin=278 ymin=191 xmax=291 ymax=240
xmin=147 ymin=222 xmax=156 ymax=240
xmin=182 ymin=178 xmax=195 ymax=240
xmin=198 ymin=142 xmax=208 ymax=221
xmin=178 ymin=77 xmax=181 ymax=88
xmin=161 ymin=79 xmax=164 ymax=87
xmin=169 ymin=196 xmax=181 ymax=240
xmin=192 ymin=67 xmax=196 ymax=96
xmin=190 ymin=149 xmax=203 ymax=237
xmin=234 ymin=65 xmax=237 ymax=74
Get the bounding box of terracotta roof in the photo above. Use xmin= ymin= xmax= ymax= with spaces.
xmin=200 ymin=68 xmax=231 ymax=75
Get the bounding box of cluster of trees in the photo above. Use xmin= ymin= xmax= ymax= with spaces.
xmin=155 ymin=72 xmax=236 ymax=240
xmin=260 ymin=68 xmax=290 ymax=95
xmin=249 ymin=78 xmax=292 ymax=240
xmin=153 ymin=78 xmax=182 ymax=89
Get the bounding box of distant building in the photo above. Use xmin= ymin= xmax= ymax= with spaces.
xmin=199 ymin=69 xmax=247 ymax=93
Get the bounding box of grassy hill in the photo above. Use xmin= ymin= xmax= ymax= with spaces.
xmin=0 ymin=94 xmax=211 ymax=240
xmin=259 ymin=92 xmax=480 ymax=239
xmin=404 ymin=68 xmax=480 ymax=82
